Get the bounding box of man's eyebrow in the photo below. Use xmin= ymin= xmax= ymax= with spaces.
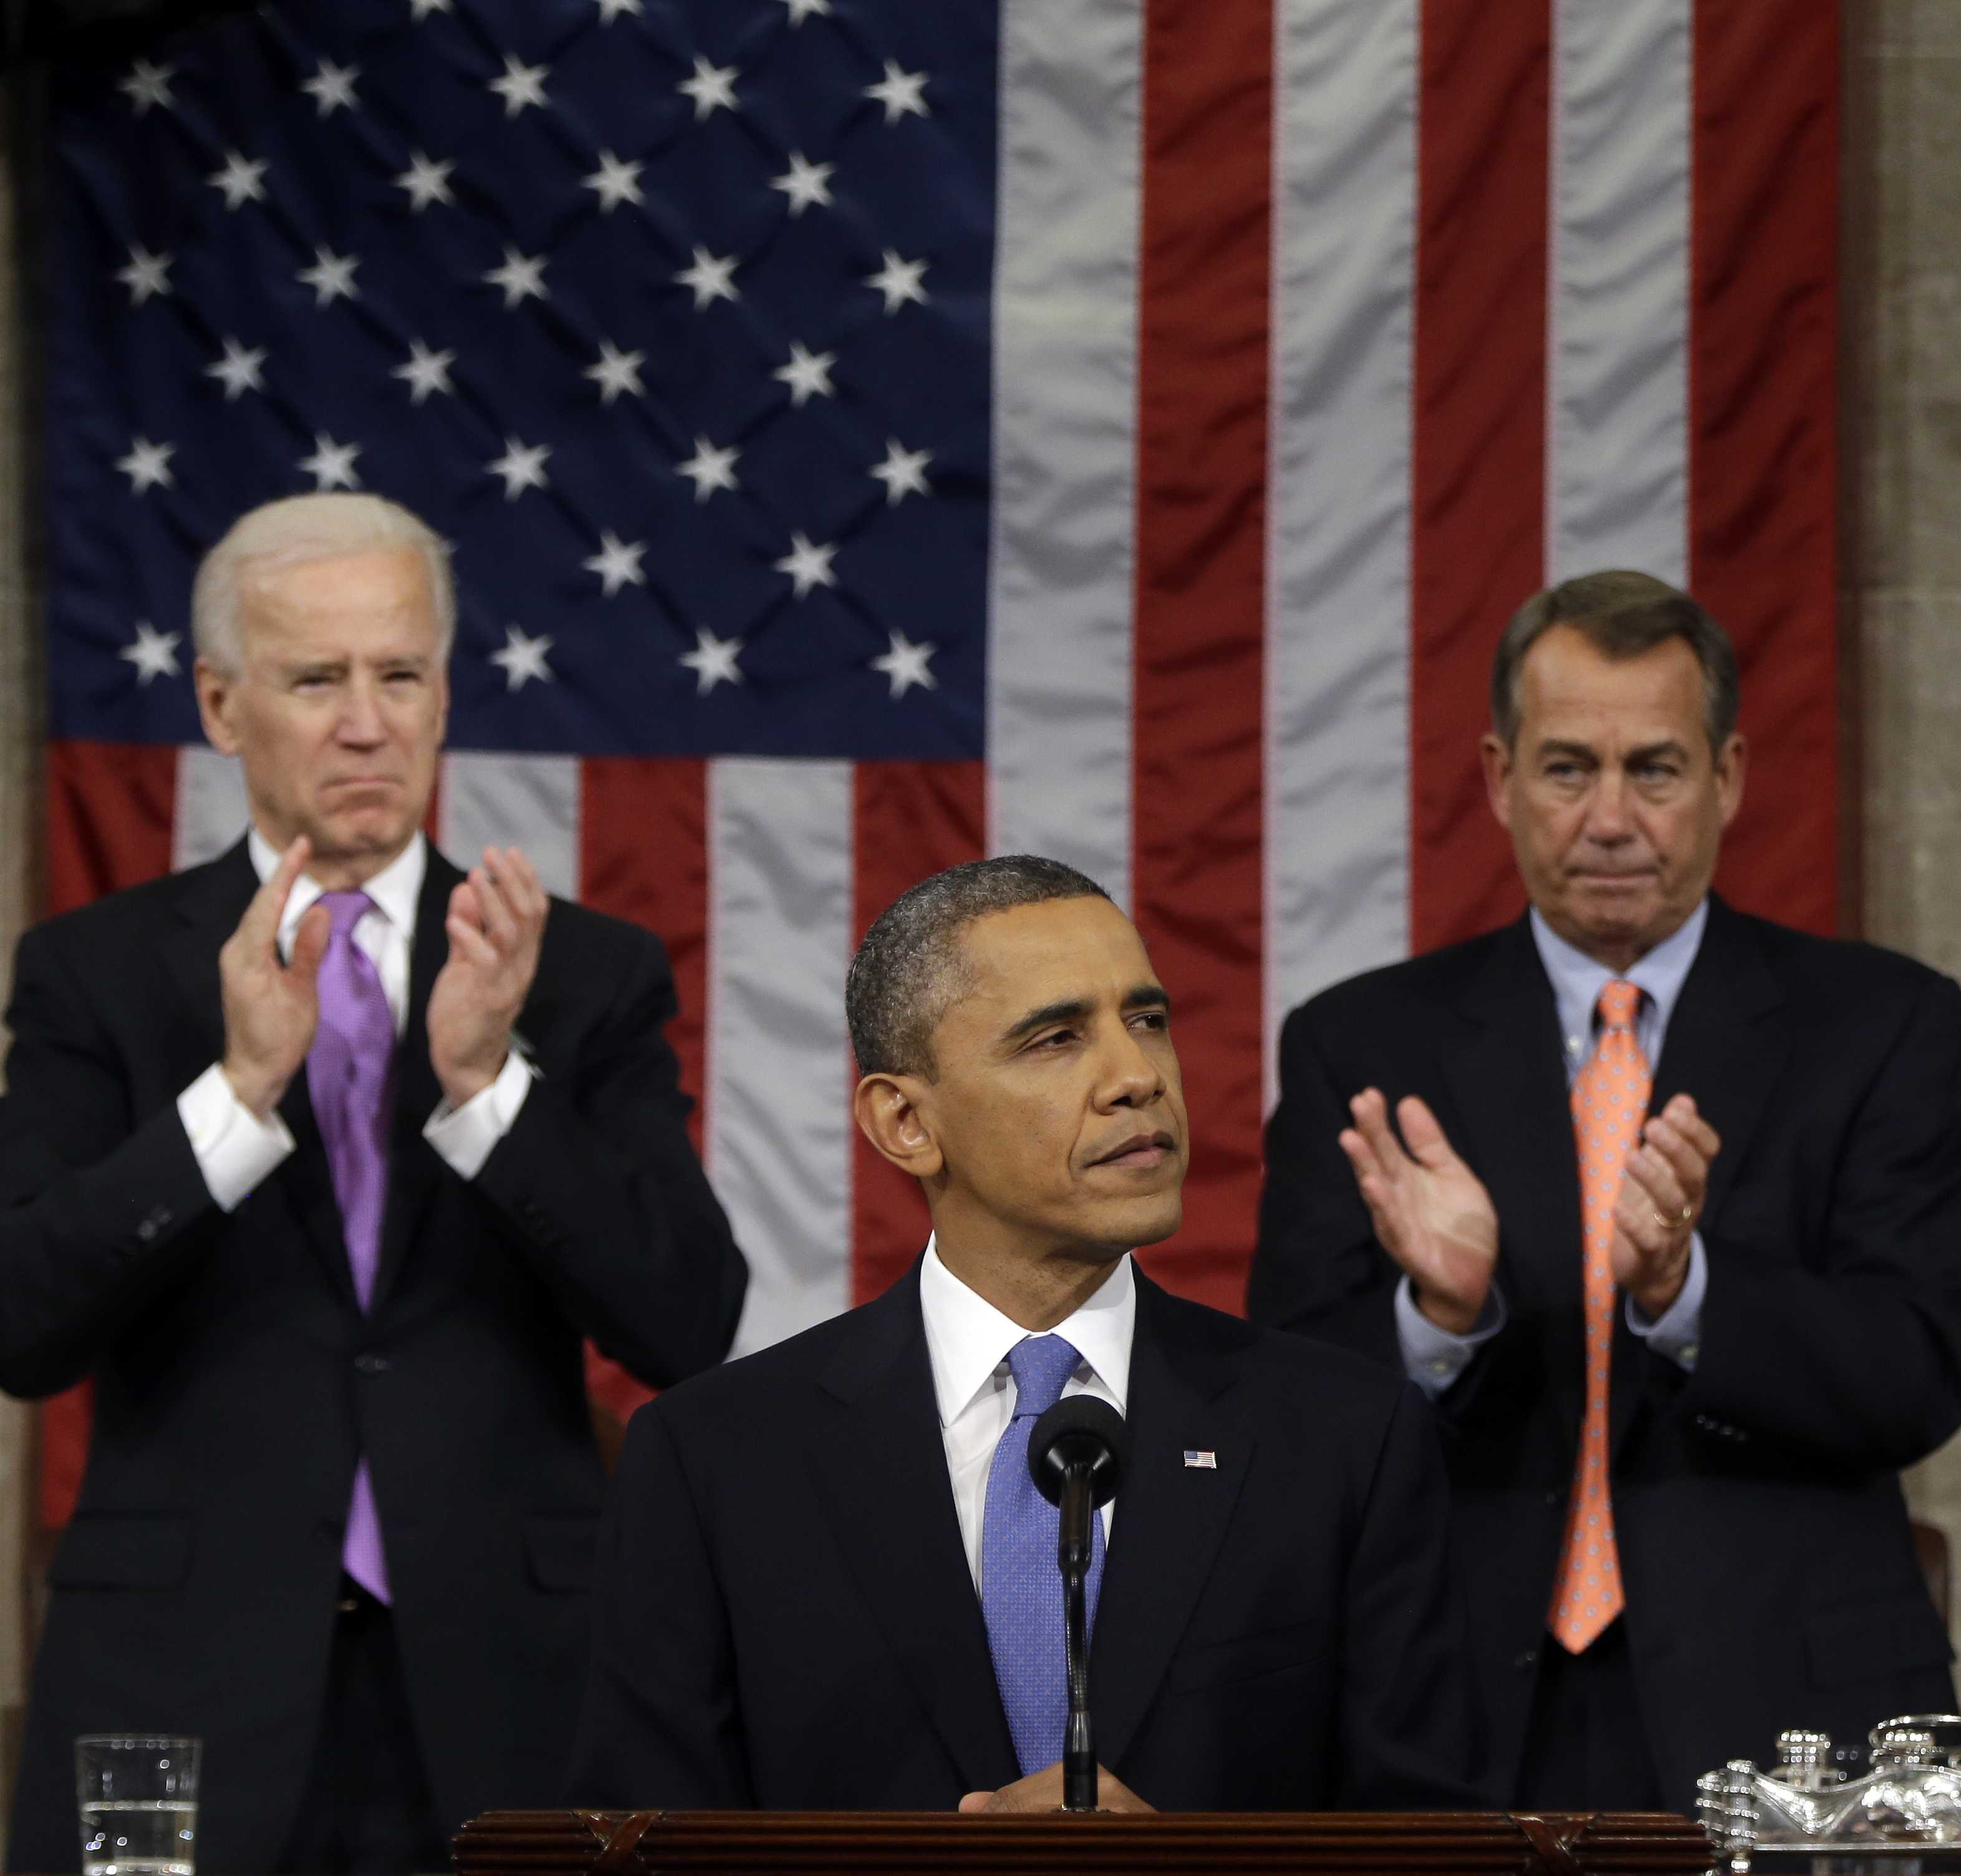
xmin=1624 ymin=738 xmax=1691 ymax=763
xmin=1000 ymin=997 xmax=1093 ymax=1045
xmin=1122 ymin=983 xmax=1171 ymax=1017
xmin=1533 ymin=738 xmax=1599 ymax=762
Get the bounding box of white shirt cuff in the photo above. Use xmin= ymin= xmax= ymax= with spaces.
xmin=176 ymin=1062 xmax=296 ymax=1214
xmin=423 ymin=1047 xmax=535 ymax=1181
xmin=1395 ymin=1274 xmax=1506 ymax=1399
xmin=1626 ymin=1231 xmax=1707 ymax=1371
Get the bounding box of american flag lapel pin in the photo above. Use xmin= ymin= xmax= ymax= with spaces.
xmin=1183 ymin=1450 xmax=1217 ymax=1469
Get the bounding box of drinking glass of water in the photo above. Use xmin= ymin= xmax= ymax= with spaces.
xmin=74 ymin=1735 xmax=200 ymax=1876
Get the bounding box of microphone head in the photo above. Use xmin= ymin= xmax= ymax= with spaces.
xmin=1028 ymin=1395 xmax=1127 ymax=1511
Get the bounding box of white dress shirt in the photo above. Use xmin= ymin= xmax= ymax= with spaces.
xmin=918 ymin=1237 xmax=1134 ymax=1592
xmin=1397 ymin=898 xmax=1710 ymax=1396
xmin=175 ymin=829 xmax=533 ymax=1213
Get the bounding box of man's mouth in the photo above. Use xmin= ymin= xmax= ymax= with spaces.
xmin=1086 ymin=1130 xmax=1177 ymax=1171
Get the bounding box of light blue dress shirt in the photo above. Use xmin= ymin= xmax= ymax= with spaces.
xmin=1396 ymin=899 xmax=1710 ymax=1397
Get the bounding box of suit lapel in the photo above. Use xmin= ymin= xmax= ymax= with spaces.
xmin=805 ymin=1269 xmax=1020 ymax=1796
xmin=166 ymin=843 xmax=358 ymax=1307
xmin=1645 ymin=896 xmax=1786 ymax=1233
xmin=370 ymin=848 xmax=461 ymax=1313
xmin=1090 ymin=1275 xmax=1253 ymax=1773
xmin=1439 ymin=920 xmax=1586 ymax=1322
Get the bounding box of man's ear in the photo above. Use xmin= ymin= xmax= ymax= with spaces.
xmin=853 ymin=1072 xmax=943 ymax=1180
xmin=194 ymin=658 xmax=242 ymax=757
xmin=1479 ymin=731 xmax=1515 ymax=831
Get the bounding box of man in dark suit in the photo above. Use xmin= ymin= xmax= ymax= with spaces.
xmin=0 ymin=493 xmax=746 ymax=1873
xmin=1249 ymin=570 xmax=1961 ymax=1812
xmin=569 ymin=856 xmax=1480 ymax=1814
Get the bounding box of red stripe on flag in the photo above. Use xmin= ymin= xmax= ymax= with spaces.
xmin=39 ymin=742 xmax=180 ymax=1529
xmin=850 ymin=761 xmax=986 ymax=1305
xmin=45 ymin=740 xmax=178 ymax=912
xmin=1409 ymin=0 xmax=1550 ymax=951
xmin=578 ymin=757 xmax=710 ymax=1426
xmin=1129 ymin=0 xmax=1271 ymax=1313
xmin=1692 ymin=0 xmax=1839 ymax=934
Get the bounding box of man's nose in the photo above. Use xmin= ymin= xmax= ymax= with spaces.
xmin=1097 ymin=1024 xmax=1167 ymax=1109
xmin=1583 ymin=771 xmax=1634 ymax=839
xmin=337 ymin=682 xmax=386 ymax=744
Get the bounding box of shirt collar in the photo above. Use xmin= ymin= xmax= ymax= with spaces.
xmin=247 ymin=826 xmax=428 ymax=950
xmin=918 ymin=1235 xmax=1135 ymax=1428
xmin=1529 ymin=895 xmax=1709 ymax=1047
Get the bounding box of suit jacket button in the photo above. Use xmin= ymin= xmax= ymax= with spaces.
xmin=1543 ymin=1490 xmax=1561 ymax=1507
xmin=1515 ymin=1649 xmax=1538 ymax=1669
xmin=353 ymin=1353 xmax=391 ymax=1374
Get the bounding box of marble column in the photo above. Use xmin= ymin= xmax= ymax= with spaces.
xmin=1846 ymin=2 xmax=1961 ymax=1635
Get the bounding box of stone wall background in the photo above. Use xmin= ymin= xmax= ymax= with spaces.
xmin=0 ymin=0 xmax=1956 ymax=1806
xmin=1855 ymin=2 xmax=1961 ymax=1600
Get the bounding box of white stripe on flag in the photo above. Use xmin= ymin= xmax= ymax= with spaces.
xmin=710 ymin=758 xmax=855 ymax=1360
xmin=985 ymin=0 xmax=1142 ymax=907
xmin=439 ymin=752 xmax=582 ymax=899
xmin=173 ymin=745 xmax=250 ymax=871
xmin=1263 ymin=0 xmax=1419 ymax=1105
xmin=1546 ymin=0 xmax=1692 ymax=583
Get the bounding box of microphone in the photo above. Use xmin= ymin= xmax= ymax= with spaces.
xmin=1027 ymin=1396 xmax=1128 ymax=1812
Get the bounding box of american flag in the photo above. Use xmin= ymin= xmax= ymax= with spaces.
xmin=40 ymin=0 xmax=1839 ymax=1525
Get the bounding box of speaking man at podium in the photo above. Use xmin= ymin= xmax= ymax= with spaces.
xmin=1249 ymin=572 xmax=1961 ymax=1812
xmin=570 ymin=857 xmax=1482 ymax=1813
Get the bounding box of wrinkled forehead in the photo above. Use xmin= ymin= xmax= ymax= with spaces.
xmin=1517 ymin=629 xmax=1708 ymax=746
xmin=238 ymin=548 xmax=441 ymax=655
xmin=948 ymin=899 xmax=1158 ymax=1027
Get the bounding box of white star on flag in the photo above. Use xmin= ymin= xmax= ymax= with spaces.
xmin=298 ymin=247 xmax=360 ymax=307
xmin=118 ymin=59 xmax=176 ymax=114
xmin=484 ymin=246 xmax=549 ymax=307
xmin=299 ymin=433 xmax=362 ymax=490
xmin=301 ymin=58 xmax=360 ymax=115
xmin=206 ymin=339 xmax=267 ymax=402
xmin=677 ymin=438 xmax=740 ymax=501
xmin=489 ymin=54 xmax=549 ymax=117
xmin=774 ymin=532 xmax=838 ymax=599
xmin=865 ymin=60 xmax=930 ymax=123
xmin=394 ymin=152 xmax=456 ymax=211
xmin=120 ymin=622 xmax=182 ymax=685
xmin=596 ymin=0 xmax=643 ymax=18
xmin=780 ymin=0 xmax=831 ymax=22
xmin=491 ymin=625 xmax=554 ymax=690
xmin=869 ymin=440 xmax=932 ymax=504
xmin=393 ymin=340 xmax=456 ymax=404
xmin=675 ymin=247 xmax=738 ymax=309
xmin=115 ymin=246 xmax=172 ymax=306
xmin=773 ymin=341 xmax=836 ymax=407
xmin=409 ymin=0 xmax=454 ymax=17
xmin=870 ymin=630 xmax=938 ymax=698
xmin=208 ymin=151 xmax=269 ymax=210
xmin=488 ymin=438 xmax=551 ymax=500
xmin=769 ymin=152 xmax=834 ymax=216
xmin=679 ymin=628 xmax=743 ymax=695
xmin=585 ymin=340 xmax=645 ymax=404
xmin=115 ymin=436 xmax=175 ymax=495
xmin=865 ymin=249 xmax=928 ymax=315
xmin=582 ymin=150 xmax=644 ymax=213
xmin=584 ymin=531 xmax=647 ymax=596
xmin=679 ymin=56 xmax=738 ymax=118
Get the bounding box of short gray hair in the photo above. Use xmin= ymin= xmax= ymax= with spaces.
xmin=847 ymin=856 xmax=1112 ymax=1078
xmin=191 ymin=493 xmax=455 ymax=675
xmin=1491 ymin=569 xmax=1740 ymax=751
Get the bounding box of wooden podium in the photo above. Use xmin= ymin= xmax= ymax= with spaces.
xmin=455 ymin=1808 xmax=1716 ymax=1875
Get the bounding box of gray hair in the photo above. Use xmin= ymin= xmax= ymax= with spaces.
xmin=1491 ymin=569 xmax=1740 ymax=751
xmin=847 ymin=855 xmax=1112 ymax=1079
xmin=191 ymin=493 xmax=455 ymax=675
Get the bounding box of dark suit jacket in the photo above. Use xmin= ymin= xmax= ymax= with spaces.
xmin=0 ymin=839 xmax=747 ymax=1872
xmin=567 ymin=1261 xmax=1483 ymax=1812
xmin=1248 ymin=897 xmax=1961 ymax=1807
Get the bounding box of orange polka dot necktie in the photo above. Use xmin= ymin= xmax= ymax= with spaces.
xmin=1547 ymin=978 xmax=1647 ymax=1653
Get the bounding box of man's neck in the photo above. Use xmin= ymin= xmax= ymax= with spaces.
xmin=930 ymin=1227 xmax=1124 ymax=1332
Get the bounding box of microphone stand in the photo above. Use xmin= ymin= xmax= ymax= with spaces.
xmin=1058 ymin=1463 xmax=1096 ymax=1812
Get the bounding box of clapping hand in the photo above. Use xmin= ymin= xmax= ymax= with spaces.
xmin=426 ymin=846 xmax=549 ymax=1108
xmin=219 ymin=836 xmax=327 ymax=1119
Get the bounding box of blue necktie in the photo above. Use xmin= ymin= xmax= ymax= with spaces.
xmin=981 ymin=1334 xmax=1107 ymax=1777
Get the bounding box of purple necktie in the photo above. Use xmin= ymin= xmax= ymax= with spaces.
xmin=306 ymin=891 xmax=396 ymax=1603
